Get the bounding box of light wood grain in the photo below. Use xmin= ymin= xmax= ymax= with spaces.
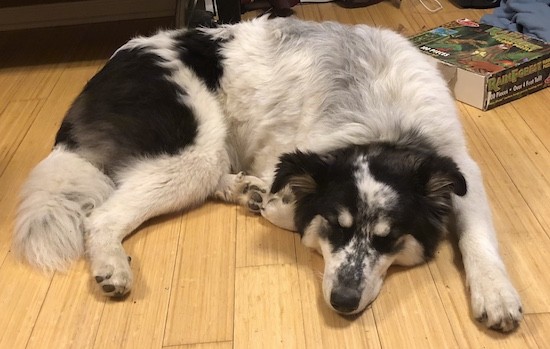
xmin=25 ymin=260 xmax=105 ymax=349
xmin=512 ymin=89 xmax=550 ymax=154
xmin=0 ymin=258 xmax=52 ymax=349
xmin=0 ymin=99 xmax=43 ymax=175
xmin=0 ymin=2 xmax=549 ymax=348
xmin=373 ymin=262 xmax=460 ymax=349
xmin=163 ymin=203 xmax=237 ymax=346
xmin=236 ymin=213 xmax=296 ymax=267
xmin=168 ymin=341 xmax=233 ymax=349
xmin=234 ymin=264 xmax=307 ymax=349
xmin=524 ymin=313 xmax=550 ymax=349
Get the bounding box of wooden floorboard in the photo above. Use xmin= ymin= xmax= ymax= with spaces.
xmin=163 ymin=204 xmax=237 ymax=346
xmin=0 ymin=2 xmax=549 ymax=348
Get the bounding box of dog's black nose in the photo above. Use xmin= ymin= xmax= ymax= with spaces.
xmin=330 ymin=287 xmax=361 ymax=313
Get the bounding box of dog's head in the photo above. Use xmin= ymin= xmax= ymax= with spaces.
xmin=271 ymin=143 xmax=466 ymax=314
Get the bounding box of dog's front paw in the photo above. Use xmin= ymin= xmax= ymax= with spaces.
xmin=214 ymin=172 xmax=268 ymax=213
xmin=241 ymin=183 xmax=267 ymax=213
xmin=232 ymin=172 xmax=268 ymax=213
xmin=91 ymin=249 xmax=133 ymax=298
xmin=470 ymin=273 xmax=522 ymax=332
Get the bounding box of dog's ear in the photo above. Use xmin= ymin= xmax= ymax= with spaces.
xmin=271 ymin=150 xmax=329 ymax=198
xmin=417 ymin=155 xmax=467 ymax=196
xmin=416 ymin=155 xmax=467 ymax=217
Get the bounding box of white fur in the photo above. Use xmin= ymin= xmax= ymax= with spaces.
xmin=393 ymin=235 xmax=425 ymax=266
xmin=301 ymin=215 xmax=325 ymax=254
xmin=14 ymin=145 xmax=114 ymax=270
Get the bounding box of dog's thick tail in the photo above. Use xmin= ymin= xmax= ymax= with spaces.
xmin=13 ymin=145 xmax=115 ymax=271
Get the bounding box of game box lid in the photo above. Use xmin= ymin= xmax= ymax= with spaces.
xmin=409 ymin=19 xmax=550 ymax=110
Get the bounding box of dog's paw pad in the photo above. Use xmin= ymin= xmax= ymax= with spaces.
xmin=241 ymin=182 xmax=266 ymax=196
xmin=228 ymin=175 xmax=268 ymax=213
xmin=246 ymin=186 xmax=267 ymax=213
xmin=92 ymin=254 xmax=133 ymax=298
xmin=247 ymin=201 xmax=261 ymax=213
xmin=475 ymin=311 xmax=488 ymax=323
xmin=102 ymin=284 xmax=116 ymax=293
xmin=94 ymin=271 xmax=132 ymax=298
xmin=248 ymin=185 xmax=266 ymax=194
xmin=249 ymin=191 xmax=263 ymax=204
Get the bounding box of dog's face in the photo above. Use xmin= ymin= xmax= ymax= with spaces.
xmin=271 ymin=144 xmax=467 ymax=314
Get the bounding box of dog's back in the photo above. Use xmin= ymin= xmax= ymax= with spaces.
xmin=205 ymin=17 xmax=467 ymax=179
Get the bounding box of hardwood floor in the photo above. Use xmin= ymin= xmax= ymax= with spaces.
xmin=1 ymin=1 xmax=549 ymax=348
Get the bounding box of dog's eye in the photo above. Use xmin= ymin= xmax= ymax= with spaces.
xmin=327 ymin=219 xmax=343 ymax=231
xmin=325 ymin=219 xmax=354 ymax=250
xmin=325 ymin=208 xmax=354 ymax=229
xmin=371 ymin=234 xmax=398 ymax=254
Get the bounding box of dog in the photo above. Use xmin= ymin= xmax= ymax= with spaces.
xmin=13 ymin=17 xmax=522 ymax=332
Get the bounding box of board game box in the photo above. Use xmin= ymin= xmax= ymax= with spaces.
xmin=409 ymin=19 xmax=550 ymax=110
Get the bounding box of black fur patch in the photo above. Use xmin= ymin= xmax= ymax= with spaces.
xmin=173 ymin=30 xmax=225 ymax=91
xmin=55 ymin=48 xmax=198 ymax=173
xmin=54 ymin=121 xmax=77 ymax=148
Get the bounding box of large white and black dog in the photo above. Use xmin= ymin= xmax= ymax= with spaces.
xmin=14 ymin=17 xmax=522 ymax=331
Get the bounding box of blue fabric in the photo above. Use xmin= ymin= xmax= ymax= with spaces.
xmin=480 ymin=0 xmax=550 ymax=42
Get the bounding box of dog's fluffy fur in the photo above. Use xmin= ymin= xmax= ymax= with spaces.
xmin=14 ymin=17 xmax=522 ymax=332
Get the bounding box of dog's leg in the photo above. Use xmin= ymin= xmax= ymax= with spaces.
xmin=453 ymin=154 xmax=522 ymax=332
xmin=86 ymin=152 xmax=228 ymax=297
